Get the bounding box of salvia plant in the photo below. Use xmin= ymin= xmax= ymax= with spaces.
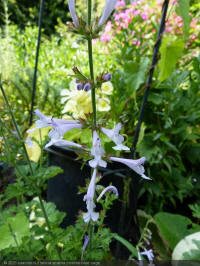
xmin=1 ymin=0 xmax=180 ymax=261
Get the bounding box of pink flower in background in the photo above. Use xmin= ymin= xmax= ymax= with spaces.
xmin=165 ymin=27 xmax=172 ymax=33
xmin=105 ymin=21 xmax=113 ymax=32
xmin=132 ymin=40 xmax=141 ymax=46
xmin=101 ymin=33 xmax=112 ymax=43
xmin=141 ymin=12 xmax=148 ymax=21
xmin=131 ymin=30 xmax=136 ymax=37
xmin=116 ymin=0 xmax=126 ymax=9
xmin=132 ymin=9 xmax=140 ymax=17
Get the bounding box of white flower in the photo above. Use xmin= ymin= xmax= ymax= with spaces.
xmin=27 ymin=109 xmax=51 ymax=133
xmin=45 ymin=139 xmax=82 ymax=149
xmin=83 ymin=201 xmax=99 ymax=223
xmin=98 ymin=0 xmax=118 ymax=27
xmin=101 ymin=123 xmax=130 ymax=151
xmin=48 ymin=119 xmax=82 ymax=140
xmin=83 ymin=169 xmax=99 ymax=223
xmin=109 ymin=156 xmax=151 ymax=180
xmin=45 ymin=119 xmax=82 ymax=148
xmin=140 ymin=248 xmax=154 ymax=262
xmin=89 ymin=131 xmax=107 ymax=168
xmin=67 ymin=0 xmax=79 ymax=27
xmin=27 ymin=109 xmax=80 ymax=133
xmin=97 ymin=185 xmax=118 ymax=201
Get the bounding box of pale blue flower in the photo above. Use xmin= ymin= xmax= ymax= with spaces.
xmin=98 ymin=0 xmax=118 ymax=27
xmin=68 ymin=0 xmax=79 ymax=27
xmin=45 ymin=119 xmax=82 ymax=148
xmin=49 ymin=118 xmax=82 ymax=140
xmin=97 ymin=185 xmax=118 ymax=201
xmin=89 ymin=131 xmax=107 ymax=168
xmin=140 ymin=248 xmax=154 ymax=262
xmin=103 ymin=73 xmax=112 ymax=81
xmin=83 ymin=168 xmax=99 ymax=223
xmin=109 ymin=156 xmax=151 ymax=180
xmin=27 ymin=109 xmax=80 ymax=133
xmin=45 ymin=139 xmax=82 ymax=149
xmin=101 ymin=123 xmax=130 ymax=151
xmin=81 ymin=235 xmax=89 ymax=259
xmin=25 ymin=137 xmax=33 ymax=148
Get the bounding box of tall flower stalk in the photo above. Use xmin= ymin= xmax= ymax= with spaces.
xmin=87 ymin=0 xmax=96 ymax=127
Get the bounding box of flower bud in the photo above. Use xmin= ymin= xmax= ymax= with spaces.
xmin=103 ymin=73 xmax=112 ymax=81
xmin=77 ymin=83 xmax=83 ymax=90
xmin=84 ymin=83 xmax=91 ymax=91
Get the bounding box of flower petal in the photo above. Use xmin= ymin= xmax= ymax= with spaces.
xmin=98 ymin=0 xmax=118 ymax=26
xmin=68 ymin=0 xmax=79 ymax=27
xmin=97 ymin=185 xmax=118 ymax=201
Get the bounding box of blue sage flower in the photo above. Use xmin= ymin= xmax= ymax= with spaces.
xmin=67 ymin=0 xmax=79 ymax=28
xmin=77 ymin=83 xmax=83 ymax=90
xmin=97 ymin=185 xmax=118 ymax=201
xmin=83 ymin=168 xmax=99 ymax=223
xmin=103 ymin=73 xmax=112 ymax=81
xmin=83 ymin=83 xmax=91 ymax=92
xmin=98 ymin=0 xmax=118 ymax=27
xmin=81 ymin=235 xmax=89 ymax=259
xmin=109 ymin=156 xmax=151 ymax=180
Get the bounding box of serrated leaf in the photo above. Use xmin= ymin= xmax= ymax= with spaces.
xmin=35 ymin=166 xmax=63 ymax=182
xmin=0 ymin=213 xmax=30 ymax=251
xmin=158 ymin=37 xmax=185 ymax=82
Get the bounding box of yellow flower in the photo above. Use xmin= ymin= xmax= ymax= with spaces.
xmin=25 ymin=126 xmax=50 ymax=163
xmin=61 ymin=81 xmax=92 ymax=119
xmin=101 ymin=81 xmax=113 ymax=95
xmin=97 ymin=98 xmax=110 ymax=111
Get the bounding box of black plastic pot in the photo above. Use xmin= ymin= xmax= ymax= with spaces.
xmin=46 ymin=146 xmax=141 ymax=247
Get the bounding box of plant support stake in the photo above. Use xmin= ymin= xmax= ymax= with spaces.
xmin=29 ymin=0 xmax=45 ymax=126
xmin=131 ymin=0 xmax=169 ymax=158
xmin=119 ymin=0 xmax=170 ymax=253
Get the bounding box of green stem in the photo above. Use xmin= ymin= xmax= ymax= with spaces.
xmin=87 ymin=0 xmax=96 ymax=127
xmin=0 ymin=82 xmax=62 ymax=260
xmin=0 ymin=83 xmax=34 ymax=176
xmin=87 ymin=0 xmax=92 ymax=26
xmin=88 ymin=39 xmax=96 ymax=127
xmin=8 ymin=223 xmax=19 ymax=248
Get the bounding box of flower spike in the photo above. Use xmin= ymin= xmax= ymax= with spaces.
xmin=109 ymin=156 xmax=151 ymax=180
xmin=68 ymin=0 xmax=79 ymax=28
xmin=98 ymin=0 xmax=118 ymax=27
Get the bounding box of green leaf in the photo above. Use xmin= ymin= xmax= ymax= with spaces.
xmin=154 ymin=212 xmax=200 ymax=250
xmin=158 ymin=37 xmax=185 ymax=82
xmin=148 ymin=93 xmax=163 ymax=105
xmin=177 ymin=0 xmax=191 ymax=36
xmin=35 ymin=166 xmax=63 ymax=182
xmin=0 ymin=213 xmax=30 ymax=251
xmin=113 ymin=234 xmax=138 ymax=257
xmin=172 ymin=232 xmax=200 ymax=260
xmin=124 ymin=57 xmax=150 ymax=96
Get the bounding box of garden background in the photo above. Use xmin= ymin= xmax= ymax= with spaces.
xmin=0 ymin=0 xmax=200 ymax=261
